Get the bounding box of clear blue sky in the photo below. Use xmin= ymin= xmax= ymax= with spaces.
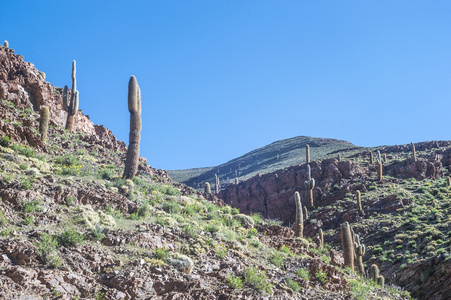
xmin=2 ymin=1 xmax=451 ymax=170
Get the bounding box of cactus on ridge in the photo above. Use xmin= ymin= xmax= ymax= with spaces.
xmin=294 ymin=191 xmax=303 ymax=237
xmin=215 ymin=174 xmax=219 ymax=194
xmin=39 ymin=106 xmax=49 ymax=141
xmin=62 ymin=60 xmax=79 ymax=132
xmin=411 ymin=142 xmax=417 ymax=162
xmin=306 ymin=144 xmax=310 ymax=163
xmin=123 ymin=75 xmax=142 ymax=179
xmin=376 ymin=150 xmax=383 ymax=181
xmin=338 ymin=153 xmax=341 ymax=162
xmin=235 ymin=177 xmax=239 ymax=185
xmin=370 ymin=151 xmax=374 ymax=164
xmin=204 ymin=182 xmax=211 ymax=194
xmin=304 ymin=164 xmax=315 ymax=207
xmin=3 ymin=40 xmax=8 ymax=48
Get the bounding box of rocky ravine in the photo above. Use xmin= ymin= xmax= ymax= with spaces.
xmin=219 ymin=141 xmax=451 ymax=300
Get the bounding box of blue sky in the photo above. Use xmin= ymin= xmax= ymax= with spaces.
xmin=2 ymin=1 xmax=451 ymax=170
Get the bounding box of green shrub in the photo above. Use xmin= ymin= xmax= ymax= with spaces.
xmin=55 ymin=153 xmax=80 ymax=166
xmin=295 ymin=268 xmax=310 ymax=281
xmin=205 ymin=223 xmax=220 ymax=234
xmin=36 ymin=234 xmax=62 ymax=268
xmin=21 ymin=199 xmax=41 ymax=213
xmin=0 ymin=135 xmax=10 ymax=147
xmin=57 ymin=229 xmax=85 ymax=247
xmin=250 ymin=213 xmax=263 ymax=224
xmin=269 ymin=252 xmax=284 ymax=268
xmin=11 ymin=143 xmax=35 ymax=157
xmin=19 ymin=163 xmax=28 ymax=170
xmin=0 ymin=210 xmax=7 ymax=226
xmin=227 ymin=273 xmax=243 ymax=289
xmin=21 ymin=178 xmax=34 ymax=189
xmin=315 ymin=270 xmax=328 ymax=283
xmin=154 ymin=247 xmax=170 ymax=260
xmin=243 ymin=267 xmax=272 ymax=295
xmin=137 ymin=200 xmax=150 ymax=217
xmin=90 ymin=224 xmax=105 ymax=241
xmin=285 ymin=278 xmax=301 ymax=292
xmin=162 ymin=201 xmax=181 ymax=214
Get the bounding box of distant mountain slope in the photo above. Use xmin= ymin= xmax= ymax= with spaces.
xmin=169 ymin=136 xmax=363 ymax=188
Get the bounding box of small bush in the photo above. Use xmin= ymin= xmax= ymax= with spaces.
xmin=57 ymin=229 xmax=85 ymax=247
xmin=227 ymin=273 xmax=243 ymax=289
xmin=21 ymin=178 xmax=34 ymax=190
xmin=250 ymin=213 xmax=263 ymax=224
xmin=154 ymin=247 xmax=170 ymax=260
xmin=11 ymin=143 xmax=35 ymax=157
xmin=295 ymin=268 xmax=310 ymax=281
xmin=0 ymin=210 xmax=7 ymax=226
xmin=269 ymin=252 xmax=284 ymax=268
xmin=243 ymin=267 xmax=272 ymax=295
xmin=19 ymin=163 xmax=28 ymax=170
xmin=315 ymin=270 xmax=328 ymax=283
xmin=0 ymin=135 xmax=10 ymax=147
xmin=285 ymin=278 xmax=301 ymax=292
xmin=21 ymin=199 xmax=41 ymax=213
xmin=162 ymin=201 xmax=181 ymax=214
xmin=36 ymin=234 xmax=62 ymax=268
xmin=205 ymin=223 xmax=220 ymax=234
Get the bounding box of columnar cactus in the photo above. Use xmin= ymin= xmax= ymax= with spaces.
xmin=338 ymin=153 xmax=341 ymax=162
xmin=235 ymin=177 xmax=239 ymax=185
xmin=304 ymin=164 xmax=315 ymax=207
xmin=447 ymin=176 xmax=451 ymax=188
xmin=204 ymin=182 xmax=211 ymax=194
xmin=356 ymin=190 xmax=362 ymax=211
xmin=370 ymin=151 xmax=374 ymax=164
xmin=215 ymin=174 xmax=219 ymax=194
xmin=123 ymin=75 xmax=142 ymax=179
xmin=304 ymin=206 xmax=308 ymax=221
xmin=383 ymin=153 xmax=387 ymax=163
xmin=319 ymin=228 xmax=324 ymax=249
xmin=376 ymin=150 xmax=383 ymax=181
xmin=411 ymin=142 xmax=416 ymax=162
xmin=371 ymin=264 xmax=380 ymax=282
xmin=377 ymin=275 xmax=385 ymax=287
xmin=341 ymin=222 xmax=354 ymax=272
xmin=294 ymin=192 xmax=303 ymax=237
xmin=62 ymin=60 xmax=79 ymax=132
xmin=3 ymin=40 xmax=8 ymax=48
xmin=39 ymin=106 xmax=49 ymax=141
xmin=353 ymin=234 xmax=366 ymax=275
xmin=306 ymin=144 xmax=310 ymax=163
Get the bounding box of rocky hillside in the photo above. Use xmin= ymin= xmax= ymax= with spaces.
xmin=169 ymin=135 xmax=362 ymax=189
xmin=0 ymin=46 xmax=411 ymax=299
xmin=219 ymin=141 xmax=451 ymax=300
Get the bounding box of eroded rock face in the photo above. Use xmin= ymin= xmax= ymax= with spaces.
xmin=0 ymin=47 xmax=95 ymax=135
xmin=219 ymin=159 xmax=368 ymax=224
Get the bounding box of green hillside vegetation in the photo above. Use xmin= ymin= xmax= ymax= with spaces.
xmin=169 ymin=136 xmax=364 ymax=188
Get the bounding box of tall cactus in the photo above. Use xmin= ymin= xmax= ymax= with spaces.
xmin=304 ymin=206 xmax=308 ymax=221
xmin=353 ymin=234 xmax=366 ymax=274
xmin=411 ymin=142 xmax=417 ymax=162
xmin=356 ymin=190 xmax=362 ymax=211
xmin=341 ymin=222 xmax=354 ymax=272
xmin=383 ymin=153 xmax=387 ymax=163
xmin=215 ymin=174 xmax=219 ymax=194
xmin=370 ymin=151 xmax=374 ymax=164
xmin=319 ymin=228 xmax=324 ymax=249
xmin=39 ymin=106 xmax=49 ymax=141
xmin=304 ymin=164 xmax=315 ymax=207
xmin=3 ymin=40 xmax=8 ymax=48
xmin=204 ymin=182 xmax=211 ymax=194
xmin=235 ymin=177 xmax=239 ymax=185
xmin=376 ymin=150 xmax=383 ymax=181
xmin=62 ymin=60 xmax=79 ymax=132
xmin=123 ymin=76 xmax=142 ymax=179
xmin=294 ymin=192 xmax=303 ymax=238
xmin=338 ymin=153 xmax=341 ymax=162
xmin=371 ymin=264 xmax=380 ymax=282
xmin=306 ymin=144 xmax=310 ymax=163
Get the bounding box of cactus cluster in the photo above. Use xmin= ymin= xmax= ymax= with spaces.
xmin=204 ymin=182 xmax=211 ymax=194
xmin=62 ymin=60 xmax=79 ymax=132
xmin=294 ymin=192 xmax=303 ymax=237
xmin=123 ymin=76 xmax=142 ymax=179
xmin=306 ymin=144 xmax=310 ymax=163
xmin=304 ymin=164 xmax=315 ymax=207
xmin=39 ymin=106 xmax=49 ymax=141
